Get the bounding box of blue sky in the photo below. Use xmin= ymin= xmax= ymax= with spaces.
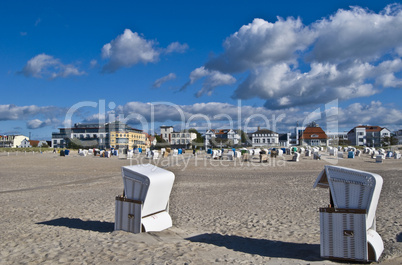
xmin=1 ymin=0 xmax=402 ymax=140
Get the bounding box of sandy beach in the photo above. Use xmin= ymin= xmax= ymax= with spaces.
xmin=0 ymin=150 xmax=401 ymax=264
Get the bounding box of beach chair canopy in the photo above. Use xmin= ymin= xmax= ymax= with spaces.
xmin=122 ymin=164 xmax=175 ymax=217
xmin=314 ymin=165 xmax=383 ymax=229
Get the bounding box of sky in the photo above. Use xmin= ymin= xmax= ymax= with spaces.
xmin=1 ymin=0 xmax=402 ymax=140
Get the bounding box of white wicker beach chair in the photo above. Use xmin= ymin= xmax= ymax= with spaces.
xmin=292 ymin=152 xmax=300 ymax=162
xmin=115 ymin=164 xmax=175 ymax=234
xmin=313 ymin=166 xmax=384 ymax=262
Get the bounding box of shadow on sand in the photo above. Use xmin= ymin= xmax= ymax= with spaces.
xmin=397 ymin=232 xmax=402 ymax=242
xmin=37 ymin=217 xmax=114 ymax=233
xmin=187 ymin=233 xmax=322 ymax=261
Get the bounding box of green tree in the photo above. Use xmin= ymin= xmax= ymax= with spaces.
xmin=381 ymin=135 xmax=398 ymax=146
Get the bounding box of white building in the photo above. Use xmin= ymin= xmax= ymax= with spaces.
xmin=51 ymin=121 xmax=142 ymax=149
xmin=160 ymin=126 xmax=197 ymax=148
xmin=204 ymin=129 xmax=241 ymax=148
xmin=0 ymin=135 xmax=28 ymax=148
xmin=347 ymin=125 xmax=391 ymax=147
xmin=326 ymin=131 xmax=348 ymax=146
xmin=279 ymin=133 xmax=292 ymax=147
xmin=160 ymin=126 xmax=174 ymax=143
xmin=395 ymin=130 xmax=402 ymax=145
xmin=19 ymin=138 xmax=32 ymax=148
xmin=251 ymin=128 xmax=279 ymax=147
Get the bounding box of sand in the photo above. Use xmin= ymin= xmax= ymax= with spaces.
xmin=0 ymin=150 xmax=401 ymax=264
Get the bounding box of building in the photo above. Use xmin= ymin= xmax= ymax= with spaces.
xmin=279 ymin=133 xmax=292 ymax=147
xmin=109 ymin=129 xmax=145 ymax=150
xmin=396 ymin=130 xmax=402 ymax=145
xmin=160 ymin=126 xmax=174 ymax=143
xmin=347 ymin=125 xmax=391 ymax=147
xmin=0 ymin=135 xmax=28 ymax=148
xmin=250 ymin=128 xmax=279 ymax=147
xmin=144 ymin=133 xmax=157 ymax=148
xmin=204 ymin=129 xmax=241 ymax=148
xmin=19 ymin=138 xmax=32 ymax=148
xmin=326 ymin=132 xmax=348 ymax=146
xmin=51 ymin=121 xmax=145 ymax=149
xmin=300 ymin=126 xmax=328 ymax=146
xmin=289 ymin=126 xmax=306 ymax=146
xmin=170 ymin=130 xmax=197 ymax=148
xmin=159 ymin=126 xmax=197 ymax=149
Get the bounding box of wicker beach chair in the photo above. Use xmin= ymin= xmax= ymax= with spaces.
xmin=313 ymin=165 xmax=384 ymax=262
xmin=115 ymin=164 xmax=175 ymax=234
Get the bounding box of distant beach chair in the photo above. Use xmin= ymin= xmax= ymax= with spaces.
xmin=115 ymin=164 xmax=175 ymax=234
xmin=227 ymin=150 xmax=234 ymax=160
xmin=313 ymin=166 xmax=384 ymax=262
xmin=292 ymin=152 xmax=300 ymax=162
xmin=376 ymin=155 xmax=383 ymax=163
xmin=152 ymin=150 xmax=159 ymax=160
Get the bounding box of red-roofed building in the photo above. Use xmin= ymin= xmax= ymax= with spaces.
xmin=300 ymin=126 xmax=328 ymax=146
xmin=347 ymin=125 xmax=391 ymax=147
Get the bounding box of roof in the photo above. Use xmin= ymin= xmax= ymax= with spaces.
xmin=348 ymin=125 xmax=386 ymax=134
xmin=252 ymin=129 xmax=278 ymax=135
xmin=300 ymin=127 xmax=328 ymax=139
xmin=29 ymin=140 xmax=39 ymax=146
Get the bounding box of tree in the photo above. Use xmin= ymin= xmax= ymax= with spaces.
xmin=189 ymin=128 xmax=204 ymax=149
xmin=381 ymin=135 xmax=398 ymax=146
xmin=189 ymin=128 xmax=203 ymax=143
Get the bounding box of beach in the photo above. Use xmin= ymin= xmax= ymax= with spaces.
xmin=0 ymin=151 xmax=401 ymax=264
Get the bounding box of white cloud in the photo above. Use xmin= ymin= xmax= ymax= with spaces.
xmin=310 ymin=5 xmax=402 ymax=63
xmin=205 ymin=17 xmax=315 ymax=73
xmin=0 ymin=104 xmax=65 ymax=122
xmin=188 ymin=4 xmax=402 ymax=108
xmin=338 ymin=101 xmax=402 ymax=128
xmin=111 ymin=100 xmax=402 ymax=133
xmin=27 ymin=118 xmax=58 ymax=129
xmin=153 ymin=73 xmax=176 ymax=88
xmin=20 ymin=53 xmax=86 ymax=79
xmin=165 ymin=42 xmax=189 ymax=54
xmin=101 ymin=29 xmax=189 ymax=73
xmin=101 ymin=29 xmax=160 ymax=72
xmin=187 ymin=66 xmax=236 ymax=97
xmin=90 ymin=59 xmax=98 ymax=68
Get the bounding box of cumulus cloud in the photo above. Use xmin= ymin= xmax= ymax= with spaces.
xmin=27 ymin=118 xmax=59 ymax=129
xmin=20 ymin=53 xmax=86 ymax=79
xmin=101 ymin=29 xmax=189 ymax=73
xmin=182 ymin=66 xmax=236 ymax=97
xmin=338 ymin=101 xmax=402 ymax=127
xmin=110 ymin=100 xmax=402 ymax=132
xmin=165 ymin=42 xmax=189 ymax=54
xmin=0 ymin=104 xmax=64 ymax=121
xmin=153 ymin=73 xmax=176 ymax=88
xmin=101 ymin=29 xmax=159 ymax=72
xmin=186 ymin=4 xmax=402 ymax=108
xmin=205 ymin=17 xmax=314 ymax=73
xmin=309 ymin=5 xmax=402 ymax=63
